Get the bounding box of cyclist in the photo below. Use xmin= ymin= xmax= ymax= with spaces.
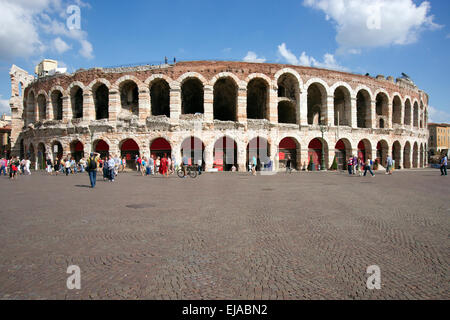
xmin=182 ymin=155 xmax=189 ymax=178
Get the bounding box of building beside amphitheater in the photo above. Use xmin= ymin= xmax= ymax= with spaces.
xmin=8 ymin=60 xmax=429 ymax=171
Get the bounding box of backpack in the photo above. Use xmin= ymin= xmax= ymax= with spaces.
xmin=88 ymin=157 xmax=97 ymax=170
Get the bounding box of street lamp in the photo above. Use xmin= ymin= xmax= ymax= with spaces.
xmin=319 ymin=120 xmax=329 ymax=171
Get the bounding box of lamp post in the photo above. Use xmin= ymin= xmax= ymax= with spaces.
xmin=319 ymin=121 xmax=329 ymax=171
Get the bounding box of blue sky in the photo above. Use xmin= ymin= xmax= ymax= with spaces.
xmin=1 ymin=0 xmax=449 ymax=122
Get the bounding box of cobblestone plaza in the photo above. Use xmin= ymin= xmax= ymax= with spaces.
xmin=0 ymin=170 xmax=448 ymax=300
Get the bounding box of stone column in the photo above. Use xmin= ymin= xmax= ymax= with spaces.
xmin=83 ymin=93 xmax=95 ymax=121
xmin=370 ymin=100 xmax=376 ymax=129
xmin=237 ymin=87 xmax=247 ymax=124
xmin=46 ymin=99 xmax=52 ymax=120
xmin=296 ymin=147 xmax=302 ymax=170
xmin=387 ymin=102 xmax=393 ymax=129
xmin=237 ymin=142 xmax=247 ymax=172
xmin=138 ymin=88 xmax=150 ymax=120
xmin=204 ymin=143 xmax=214 ymax=171
xmin=299 ymin=91 xmax=308 ymax=126
xmin=326 ymin=95 xmax=334 ymax=126
xmin=169 ymin=87 xmax=181 ymax=121
xmin=203 ymin=85 xmax=214 ymax=122
xmin=62 ymin=96 xmax=70 ymax=123
xmin=108 ymin=90 xmax=120 ymax=121
xmin=350 ymin=97 xmax=357 ymax=128
xmin=268 ymin=87 xmax=278 ymax=123
xmin=300 ymin=147 xmax=309 ymax=170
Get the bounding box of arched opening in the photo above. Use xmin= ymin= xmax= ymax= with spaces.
xmin=376 ymin=93 xmax=388 ymax=129
xmin=307 ymin=83 xmax=327 ymax=125
xmin=357 ymin=90 xmax=371 ymax=128
xmin=70 ymin=86 xmax=83 ymax=119
xmin=70 ymin=141 xmax=84 ymax=162
xmin=376 ymin=140 xmax=389 ymax=168
xmin=413 ymin=102 xmax=419 ymax=128
xmin=20 ymin=139 xmax=24 ymax=159
xmin=150 ymin=79 xmax=170 ymax=117
xmin=181 ymin=137 xmax=205 ymax=166
xmin=213 ymin=77 xmax=237 ymax=121
xmin=120 ymin=139 xmax=140 ymax=170
xmin=392 ymin=96 xmax=402 ymax=126
xmin=94 ymin=84 xmax=109 ymax=120
xmin=18 ymin=82 xmax=22 ymax=97
xmin=335 ymin=139 xmax=352 ymax=170
xmin=392 ymin=141 xmax=401 ymax=169
xmin=403 ymin=142 xmax=411 ymax=169
xmin=278 ymin=101 xmax=296 ymax=124
xmin=120 ymin=80 xmax=139 ymax=117
xmin=27 ymin=91 xmax=36 ymax=124
xmin=412 ymin=142 xmax=418 ymax=168
xmin=420 ymin=103 xmax=424 ymax=129
xmin=277 ymin=73 xmax=299 ymax=124
xmin=150 ymin=138 xmax=172 ymax=159
xmin=214 ymin=137 xmax=238 ymax=171
xmin=51 ymin=91 xmax=63 ymax=120
xmin=51 ymin=141 xmax=63 ymax=161
xmin=37 ymin=94 xmax=46 ymax=121
xmin=247 ymin=78 xmax=269 ymax=120
xmin=28 ymin=144 xmax=36 ymax=170
xmin=94 ymin=140 xmax=109 ymax=159
xmin=420 ymin=143 xmax=424 ymax=167
xmin=247 ymin=137 xmax=271 ymax=171
xmin=278 ymin=137 xmax=299 ymax=170
xmin=308 ymin=138 xmax=328 ymax=170
xmin=37 ymin=143 xmax=46 ymax=170
xmin=357 ymin=139 xmax=372 ymax=164
xmin=181 ymin=78 xmax=204 ymax=115
xmin=333 ymin=86 xmax=351 ymax=126
xmin=404 ymin=99 xmax=412 ymax=126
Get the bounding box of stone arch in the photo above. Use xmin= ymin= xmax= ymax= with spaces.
xmin=178 ymin=72 xmax=208 ymax=87
xmin=335 ymin=138 xmax=353 ymax=170
xmin=413 ymin=100 xmax=419 ymax=128
xmin=68 ymin=83 xmax=84 ymax=119
xmin=357 ymin=139 xmax=372 ymax=163
xmin=37 ymin=92 xmax=47 ymax=121
xmin=274 ymin=68 xmax=303 ymax=91
xmin=333 ymin=85 xmax=351 ymax=126
xmin=92 ymin=82 xmax=109 ymax=120
xmin=375 ymin=91 xmax=389 ymax=128
xmin=412 ymin=142 xmax=419 ymax=168
xmin=50 ymin=140 xmax=64 ymax=160
xmin=149 ymin=78 xmax=170 ymax=117
xmin=278 ymin=137 xmax=301 ymax=170
xmin=145 ymin=74 xmax=175 ymax=88
xmin=247 ymin=136 xmax=271 ymax=171
xmin=419 ymin=101 xmax=424 ymax=129
xmin=307 ymin=137 xmax=329 ymax=170
xmin=420 ymin=143 xmax=424 ymax=168
xmin=87 ymin=78 xmax=111 ymax=91
xmin=119 ymin=79 xmax=139 ymax=117
xmin=150 ymin=137 xmax=173 ymax=159
xmin=376 ymin=140 xmax=389 ymax=167
xmin=213 ymin=76 xmax=238 ymax=121
xmin=93 ymin=139 xmax=110 ymax=158
xmin=70 ymin=140 xmax=84 ymax=162
xmin=210 ymin=72 xmax=243 ymax=88
xmin=403 ymin=141 xmax=411 ymax=169
xmin=37 ymin=142 xmax=47 ymax=170
xmin=181 ymin=77 xmax=204 ymax=115
xmin=49 ymin=86 xmax=64 ymax=121
xmin=392 ymin=95 xmax=402 ymax=126
xmin=277 ymin=72 xmax=300 ymax=124
xmin=181 ymin=136 xmax=205 ymax=166
xmin=213 ymin=136 xmax=238 ymax=171
xmin=247 ymin=77 xmax=270 ymax=120
xmin=28 ymin=143 xmax=36 ymax=168
xmin=404 ymin=98 xmax=412 ymax=126
xmin=27 ymin=90 xmax=36 ymax=124
xmin=306 ymin=81 xmax=328 ymax=125
xmin=113 ymin=75 xmax=145 ymax=91
xmin=119 ymin=138 xmax=141 ymax=170
xmin=392 ymin=141 xmax=402 ymax=169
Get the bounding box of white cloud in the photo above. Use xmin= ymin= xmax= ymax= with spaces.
xmin=243 ymin=51 xmax=266 ymax=63
xmin=277 ymin=43 xmax=348 ymax=71
xmin=0 ymin=95 xmax=10 ymax=115
xmin=428 ymin=105 xmax=450 ymax=123
xmin=303 ymin=0 xmax=442 ymax=53
xmin=53 ymin=37 xmax=71 ymax=53
xmin=0 ymin=0 xmax=94 ymax=61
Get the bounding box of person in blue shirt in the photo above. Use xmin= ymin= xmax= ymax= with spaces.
xmin=440 ymin=154 xmax=448 ymax=176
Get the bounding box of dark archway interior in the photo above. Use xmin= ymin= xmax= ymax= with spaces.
xmin=37 ymin=94 xmax=46 ymax=121
xmin=120 ymin=81 xmax=139 ymax=116
xmin=413 ymin=103 xmax=419 ymax=127
xmin=94 ymin=84 xmax=109 ymax=120
xmin=151 ymin=79 xmax=170 ymax=117
xmin=334 ymin=87 xmax=350 ymax=126
xmin=181 ymin=78 xmax=204 ymax=114
xmin=51 ymin=91 xmax=63 ymax=120
xmin=307 ymin=84 xmax=324 ymax=125
xmin=247 ymin=78 xmax=268 ymax=120
xmin=356 ymin=90 xmax=370 ymax=128
xmin=393 ymin=96 xmax=402 ymax=125
xmin=71 ymin=87 xmax=83 ymax=119
xmin=278 ymin=101 xmax=296 ymax=124
xmin=214 ymin=78 xmax=237 ymax=121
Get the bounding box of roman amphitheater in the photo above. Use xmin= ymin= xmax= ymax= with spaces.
xmin=8 ymin=60 xmax=429 ymax=171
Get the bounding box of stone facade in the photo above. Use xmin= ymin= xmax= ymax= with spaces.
xmin=9 ymin=61 xmax=429 ymax=171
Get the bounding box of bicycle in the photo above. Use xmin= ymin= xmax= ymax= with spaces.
xmin=177 ymin=165 xmax=198 ymax=178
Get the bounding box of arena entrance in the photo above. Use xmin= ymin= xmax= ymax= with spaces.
xmin=376 ymin=140 xmax=388 ymax=167
xmin=37 ymin=143 xmax=46 ymax=170
xmin=94 ymin=140 xmax=110 ymax=159
xmin=403 ymin=142 xmax=411 ymax=169
xmin=150 ymin=138 xmax=172 ymax=160
xmin=278 ymin=137 xmax=298 ymax=170
xmin=247 ymin=137 xmax=271 ymax=171
xmin=181 ymin=137 xmax=205 ymax=167
xmin=357 ymin=140 xmax=371 ymax=163
xmin=120 ymin=139 xmax=140 ymax=170
xmin=308 ymin=138 xmax=324 ymax=170
xmin=70 ymin=141 xmax=84 ymax=162
xmin=51 ymin=141 xmax=63 ymax=161
xmin=214 ymin=137 xmax=238 ymax=171
xmin=28 ymin=144 xmax=36 ymax=169
xmin=392 ymin=141 xmax=401 ymax=169
xmin=335 ymin=139 xmax=351 ymax=171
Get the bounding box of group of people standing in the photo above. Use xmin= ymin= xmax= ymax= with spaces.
xmin=135 ymin=154 xmax=174 ymax=177
xmin=0 ymin=156 xmax=29 ymax=179
xmin=347 ymin=156 xmax=375 ymax=177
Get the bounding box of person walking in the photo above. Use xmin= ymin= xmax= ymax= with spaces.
xmin=0 ymin=157 xmax=6 ymax=176
xmin=352 ymin=155 xmax=357 ymax=174
xmin=24 ymin=158 xmax=31 ymax=175
xmin=286 ymin=155 xmax=292 ymax=174
xmin=54 ymin=157 xmax=60 ymax=176
xmin=386 ymin=155 xmax=393 ymax=175
xmin=364 ymin=157 xmax=375 ymax=177
xmin=252 ymin=156 xmax=257 ymax=176
xmin=140 ymin=157 xmax=147 ymax=176
xmin=357 ymin=157 xmax=363 ymax=176
xmin=46 ymin=157 xmax=53 ymax=175
xmin=64 ymin=158 xmax=71 ymax=176
xmin=347 ymin=157 xmax=353 ymax=175
xmin=182 ymin=154 xmax=189 ymax=178
xmin=161 ymin=154 xmax=169 ymax=177
xmin=102 ymin=157 xmax=109 ymax=181
xmin=440 ymin=153 xmax=448 ymax=176
xmin=197 ymin=158 xmax=202 ymax=175
xmin=107 ymin=156 xmax=116 ymax=181
xmin=86 ymin=152 xmax=99 ymax=188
